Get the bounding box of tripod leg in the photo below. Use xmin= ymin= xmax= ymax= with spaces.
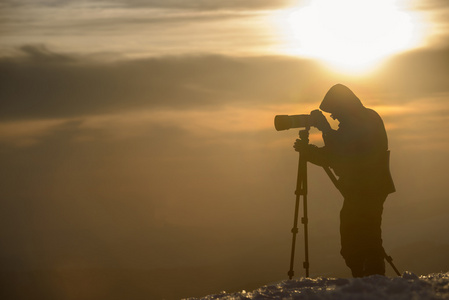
xmin=288 ymin=152 xmax=304 ymax=280
xmin=384 ymin=251 xmax=401 ymax=276
xmin=288 ymin=194 xmax=300 ymax=280
xmin=288 ymin=154 xmax=306 ymax=279
xmin=301 ymin=159 xmax=309 ymax=277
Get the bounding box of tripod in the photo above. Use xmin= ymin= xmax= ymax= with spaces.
xmin=287 ymin=129 xmax=401 ymax=279
xmin=288 ymin=129 xmax=310 ymax=279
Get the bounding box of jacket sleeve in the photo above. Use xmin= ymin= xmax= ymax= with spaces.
xmin=318 ymin=110 xmax=395 ymax=195
xmin=304 ymin=144 xmax=331 ymax=167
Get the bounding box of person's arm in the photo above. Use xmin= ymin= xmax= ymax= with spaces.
xmin=293 ymin=141 xmax=330 ymax=167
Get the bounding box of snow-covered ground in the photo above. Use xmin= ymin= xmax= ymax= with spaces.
xmin=187 ymin=272 xmax=449 ymax=300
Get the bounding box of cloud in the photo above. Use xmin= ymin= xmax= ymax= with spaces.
xmin=1 ymin=0 xmax=295 ymax=10
xmin=411 ymin=0 xmax=449 ymax=45
xmin=3 ymin=45 xmax=449 ymax=122
xmin=0 ymin=45 xmax=323 ymax=121
xmin=16 ymin=44 xmax=76 ymax=63
xmin=1 ymin=1 xmax=289 ymax=59
xmin=413 ymin=0 xmax=449 ymax=10
xmin=105 ymin=0 xmax=295 ymax=10
xmin=372 ymin=47 xmax=449 ymax=100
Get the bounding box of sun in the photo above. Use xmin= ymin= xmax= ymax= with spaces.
xmin=273 ymin=0 xmax=426 ymax=73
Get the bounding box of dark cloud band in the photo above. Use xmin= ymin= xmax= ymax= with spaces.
xmin=1 ymin=44 xmax=449 ymax=121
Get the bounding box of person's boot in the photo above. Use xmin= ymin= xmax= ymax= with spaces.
xmin=345 ymin=256 xmax=365 ymax=277
xmin=351 ymin=266 xmax=364 ymax=277
xmin=363 ymin=255 xmax=385 ymax=276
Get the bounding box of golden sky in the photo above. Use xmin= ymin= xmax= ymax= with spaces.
xmin=1 ymin=1 xmax=449 ymax=299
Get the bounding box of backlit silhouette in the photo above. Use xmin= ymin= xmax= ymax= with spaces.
xmin=294 ymin=84 xmax=395 ymax=277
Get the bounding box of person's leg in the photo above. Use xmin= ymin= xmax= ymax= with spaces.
xmin=340 ymin=194 xmax=387 ymax=277
xmin=340 ymin=198 xmax=364 ymax=277
xmin=361 ymin=194 xmax=387 ymax=276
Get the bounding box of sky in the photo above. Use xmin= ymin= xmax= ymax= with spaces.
xmin=1 ymin=0 xmax=449 ymax=299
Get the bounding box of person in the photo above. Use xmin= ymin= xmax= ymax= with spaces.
xmin=294 ymin=84 xmax=395 ymax=277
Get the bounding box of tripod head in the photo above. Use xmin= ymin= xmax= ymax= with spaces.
xmin=298 ymin=129 xmax=310 ymax=144
xmin=294 ymin=128 xmax=310 ymax=155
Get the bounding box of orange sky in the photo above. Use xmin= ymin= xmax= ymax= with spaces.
xmin=1 ymin=1 xmax=449 ymax=299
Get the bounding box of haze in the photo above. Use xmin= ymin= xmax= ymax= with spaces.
xmin=1 ymin=1 xmax=449 ymax=299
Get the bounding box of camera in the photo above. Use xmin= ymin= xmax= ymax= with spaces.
xmin=274 ymin=114 xmax=317 ymax=131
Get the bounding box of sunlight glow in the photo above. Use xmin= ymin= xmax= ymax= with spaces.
xmin=274 ymin=0 xmax=426 ymax=73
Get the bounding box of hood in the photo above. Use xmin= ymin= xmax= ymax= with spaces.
xmin=320 ymin=84 xmax=364 ymax=113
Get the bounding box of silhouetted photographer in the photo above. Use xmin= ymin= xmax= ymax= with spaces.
xmin=277 ymin=84 xmax=396 ymax=278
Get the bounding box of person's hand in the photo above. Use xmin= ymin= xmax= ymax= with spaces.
xmin=294 ymin=140 xmax=319 ymax=154
xmin=294 ymin=139 xmax=313 ymax=152
xmin=310 ymin=109 xmax=331 ymax=133
xmin=294 ymin=139 xmax=304 ymax=152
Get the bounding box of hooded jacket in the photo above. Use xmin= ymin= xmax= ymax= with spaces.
xmin=311 ymin=84 xmax=395 ymax=196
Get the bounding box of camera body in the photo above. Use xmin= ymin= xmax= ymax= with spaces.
xmin=274 ymin=114 xmax=317 ymax=131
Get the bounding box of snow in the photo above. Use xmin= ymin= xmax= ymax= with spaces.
xmin=186 ymin=272 xmax=449 ymax=300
